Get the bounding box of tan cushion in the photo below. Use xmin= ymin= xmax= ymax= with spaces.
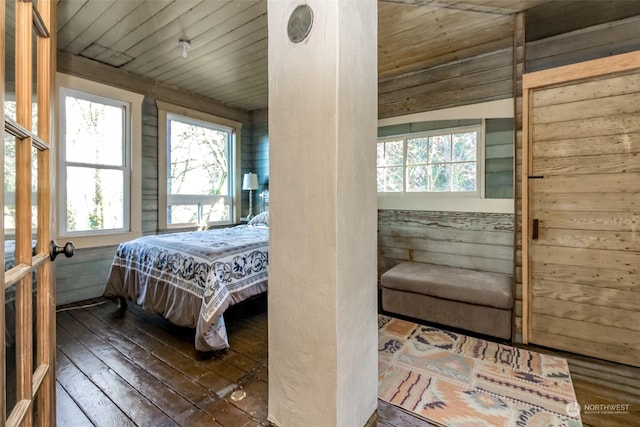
xmin=381 ymin=261 xmax=513 ymax=310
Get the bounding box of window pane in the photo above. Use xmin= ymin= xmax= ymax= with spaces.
xmin=5 ymin=284 xmax=17 ymax=412
xmin=406 ymin=165 xmax=427 ymax=192
xmin=4 ymin=132 xmax=16 ymax=233
xmin=4 ymin=137 xmax=39 ymax=235
xmin=383 ymin=140 xmax=403 ymax=166
xmin=66 ymin=167 xmax=124 ymax=232
xmin=4 ymin=101 xmax=38 ymax=131
xmin=380 ymin=166 xmax=403 ymax=192
xmin=452 ymin=132 xmax=477 ymax=162
xmin=377 ymin=168 xmax=385 ymax=192
xmin=428 ymin=135 xmax=451 ymax=163
xmin=168 ymin=205 xmax=198 ymax=224
xmin=407 ymin=137 xmax=427 ymax=165
xmin=377 ymin=143 xmax=385 ymax=166
xmin=452 ymin=162 xmax=476 ymax=191
xmin=5 ymin=0 xmax=15 ymax=122
xmin=32 ymin=148 xmax=38 ymax=244
xmin=168 ymin=200 xmax=230 ymax=225
xmin=203 ymin=199 xmax=230 ymax=223
xmin=429 ymin=164 xmax=451 ymax=192
xmin=32 ymin=25 xmax=38 ymax=134
xmin=65 ymin=96 xmax=124 ymax=166
xmin=168 ymin=119 xmax=229 ymax=196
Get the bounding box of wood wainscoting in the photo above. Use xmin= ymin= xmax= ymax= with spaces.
xmin=378 ymin=210 xmax=515 ymax=277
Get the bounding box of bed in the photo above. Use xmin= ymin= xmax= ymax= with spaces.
xmin=103 ymin=212 xmax=269 ymax=351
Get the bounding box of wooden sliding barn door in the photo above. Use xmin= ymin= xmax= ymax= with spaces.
xmin=522 ymin=51 xmax=640 ymax=367
xmin=2 ymin=0 xmax=57 ymax=425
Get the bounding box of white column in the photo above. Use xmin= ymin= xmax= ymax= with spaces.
xmin=267 ymin=1 xmax=378 ymax=426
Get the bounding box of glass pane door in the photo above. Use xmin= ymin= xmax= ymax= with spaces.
xmin=2 ymin=0 xmax=55 ymax=425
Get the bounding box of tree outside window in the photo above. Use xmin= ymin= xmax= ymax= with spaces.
xmin=377 ymin=127 xmax=479 ymax=194
xmin=61 ymin=90 xmax=128 ymax=234
xmin=166 ymin=114 xmax=232 ymax=226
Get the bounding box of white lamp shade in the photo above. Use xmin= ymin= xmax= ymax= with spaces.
xmin=242 ymin=173 xmax=259 ymax=190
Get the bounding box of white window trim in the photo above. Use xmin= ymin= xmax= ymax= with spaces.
xmin=378 ymin=98 xmax=514 ymax=126
xmin=157 ymin=100 xmax=242 ymax=231
xmin=377 ymin=99 xmax=514 ymax=214
xmin=56 ymin=73 xmax=143 ymax=248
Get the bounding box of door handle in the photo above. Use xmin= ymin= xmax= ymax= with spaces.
xmin=532 ymin=219 xmax=539 ymax=240
xmin=50 ymin=240 xmax=75 ymax=261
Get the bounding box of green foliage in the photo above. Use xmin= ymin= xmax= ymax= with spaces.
xmin=378 ymin=130 xmax=478 ymax=193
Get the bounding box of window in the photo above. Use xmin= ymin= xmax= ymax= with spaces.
xmin=377 ymin=140 xmax=404 ymax=192
xmin=57 ymin=73 xmax=143 ymax=247
xmin=166 ymin=114 xmax=232 ymax=226
xmin=3 ymin=134 xmax=39 ymax=237
xmin=61 ymin=90 xmax=128 ymax=232
xmin=157 ymin=101 xmax=242 ymax=229
xmin=377 ymin=126 xmax=480 ymax=194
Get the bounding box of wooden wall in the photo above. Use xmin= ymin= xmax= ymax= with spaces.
xmin=485 ymin=118 xmax=514 ymax=199
xmin=248 ymin=108 xmax=269 ymax=215
xmin=251 ymin=108 xmax=269 ymax=187
xmin=378 ymin=210 xmax=514 ymax=278
xmin=526 ymin=15 xmax=640 ymax=73
xmin=240 ymin=119 xmax=254 ymax=218
xmin=513 ymin=13 xmax=526 ymax=338
xmin=378 ymin=48 xmax=513 ymax=119
xmin=55 ymin=246 xmax=118 ymax=305
xmin=141 ymin=96 xmax=159 ymax=235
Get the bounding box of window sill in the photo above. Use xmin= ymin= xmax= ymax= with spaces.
xmin=56 ymin=230 xmax=142 ymax=249
xmin=378 ymin=193 xmax=513 ymax=213
xmin=159 ymin=222 xmax=234 ymax=234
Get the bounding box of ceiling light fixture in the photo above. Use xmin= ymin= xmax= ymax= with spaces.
xmin=179 ymin=39 xmax=191 ymax=59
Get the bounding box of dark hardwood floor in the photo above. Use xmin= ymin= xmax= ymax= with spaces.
xmin=51 ymin=296 xmax=638 ymax=426
xmin=56 ymin=296 xmax=270 ymax=426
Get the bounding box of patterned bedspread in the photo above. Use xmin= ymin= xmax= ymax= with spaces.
xmin=103 ymin=225 xmax=269 ymax=351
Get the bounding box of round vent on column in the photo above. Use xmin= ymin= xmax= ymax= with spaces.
xmin=287 ymin=4 xmax=313 ymax=43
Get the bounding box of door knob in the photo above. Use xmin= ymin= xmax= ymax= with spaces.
xmin=50 ymin=240 xmax=75 ymax=261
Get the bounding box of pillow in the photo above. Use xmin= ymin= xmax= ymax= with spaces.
xmin=248 ymin=211 xmax=269 ymax=227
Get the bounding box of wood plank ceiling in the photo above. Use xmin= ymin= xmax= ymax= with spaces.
xmin=57 ymin=0 xmax=268 ymax=111
xmin=55 ymin=0 xmax=638 ymax=113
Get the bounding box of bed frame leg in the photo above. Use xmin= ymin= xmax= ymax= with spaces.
xmin=117 ymin=296 xmax=128 ymax=312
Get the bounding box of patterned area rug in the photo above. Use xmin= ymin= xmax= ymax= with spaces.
xmin=379 ymin=315 xmax=583 ymax=427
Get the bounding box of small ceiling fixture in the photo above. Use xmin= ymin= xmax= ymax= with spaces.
xmin=179 ymin=39 xmax=191 ymax=58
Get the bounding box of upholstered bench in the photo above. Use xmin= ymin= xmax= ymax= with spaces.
xmin=380 ymin=261 xmax=513 ymax=339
